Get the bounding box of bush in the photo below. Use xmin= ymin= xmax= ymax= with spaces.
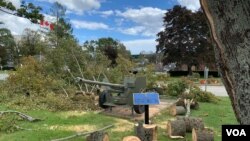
xmin=166 ymin=79 xmax=188 ymax=96
xmin=191 ymin=87 xmax=219 ymax=103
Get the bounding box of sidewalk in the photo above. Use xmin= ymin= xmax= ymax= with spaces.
xmin=199 ymin=85 xmax=228 ymax=96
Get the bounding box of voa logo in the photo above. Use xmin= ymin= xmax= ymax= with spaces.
xmin=226 ymin=129 xmax=246 ymax=136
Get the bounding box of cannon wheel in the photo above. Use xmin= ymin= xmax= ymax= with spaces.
xmin=133 ymin=105 xmax=145 ymax=114
xmin=99 ymin=92 xmax=109 ymax=109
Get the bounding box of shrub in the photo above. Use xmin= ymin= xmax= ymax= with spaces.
xmin=166 ymin=79 xmax=188 ymax=96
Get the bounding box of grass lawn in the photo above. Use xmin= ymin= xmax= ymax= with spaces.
xmin=0 ymin=97 xmax=236 ymax=141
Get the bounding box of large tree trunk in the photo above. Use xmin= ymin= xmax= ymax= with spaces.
xmin=200 ymin=0 xmax=250 ymax=124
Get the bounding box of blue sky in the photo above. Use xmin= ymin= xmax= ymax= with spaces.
xmin=0 ymin=0 xmax=200 ymax=54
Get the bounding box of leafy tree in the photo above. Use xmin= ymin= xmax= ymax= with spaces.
xmin=0 ymin=0 xmax=16 ymax=10
xmin=0 ymin=28 xmax=16 ymax=65
xmin=156 ymin=5 xmax=214 ymax=75
xmin=0 ymin=0 xmax=44 ymax=23
xmin=200 ymin=0 xmax=250 ymax=124
xmin=18 ymin=29 xmax=47 ymax=57
xmin=48 ymin=1 xmax=73 ymax=46
xmin=83 ymin=37 xmax=131 ymax=67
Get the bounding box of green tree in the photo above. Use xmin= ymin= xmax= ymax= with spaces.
xmin=83 ymin=37 xmax=131 ymax=67
xmin=0 ymin=28 xmax=16 ymax=65
xmin=48 ymin=1 xmax=73 ymax=47
xmin=18 ymin=28 xmax=47 ymax=57
xmin=0 ymin=0 xmax=44 ymax=24
xmin=156 ymin=5 xmax=215 ymax=75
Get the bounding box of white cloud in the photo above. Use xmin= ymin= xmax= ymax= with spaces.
xmin=5 ymin=0 xmax=21 ymax=9
xmin=177 ymin=0 xmax=200 ymax=11
xmin=0 ymin=12 xmax=40 ymax=35
xmin=99 ymin=10 xmax=114 ymax=17
xmin=71 ymin=20 xmax=109 ymax=30
xmin=39 ymin=0 xmax=101 ymax=15
xmin=116 ymin=7 xmax=166 ymax=37
xmin=122 ymin=39 xmax=157 ymax=55
xmin=119 ymin=26 xmax=145 ymax=36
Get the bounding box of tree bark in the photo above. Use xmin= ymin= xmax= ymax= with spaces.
xmin=86 ymin=131 xmax=109 ymax=141
xmin=167 ymin=120 xmax=186 ymax=137
xmin=176 ymin=98 xmax=199 ymax=110
xmin=192 ymin=128 xmax=214 ymax=141
xmin=169 ymin=105 xmax=186 ymax=116
xmin=200 ymin=0 xmax=250 ymax=124
xmin=176 ymin=117 xmax=204 ymax=132
xmin=134 ymin=123 xmax=157 ymax=141
xmin=122 ymin=136 xmax=141 ymax=141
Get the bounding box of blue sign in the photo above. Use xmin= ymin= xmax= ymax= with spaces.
xmin=133 ymin=93 xmax=160 ymax=105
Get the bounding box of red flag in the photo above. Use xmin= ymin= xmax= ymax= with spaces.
xmin=40 ymin=20 xmax=54 ymax=30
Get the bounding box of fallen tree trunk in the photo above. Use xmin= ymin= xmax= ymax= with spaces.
xmin=122 ymin=136 xmax=141 ymax=141
xmin=51 ymin=125 xmax=113 ymax=141
xmin=134 ymin=123 xmax=157 ymax=141
xmin=176 ymin=99 xmax=199 ymax=110
xmin=0 ymin=110 xmax=41 ymax=122
xmin=169 ymin=106 xmax=186 ymax=116
xmin=184 ymin=99 xmax=193 ymax=117
xmin=192 ymin=128 xmax=214 ymax=141
xmin=86 ymin=131 xmax=109 ymax=141
xmin=176 ymin=117 xmax=204 ymax=132
xmin=167 ymin=120 xmax=186 ymax=138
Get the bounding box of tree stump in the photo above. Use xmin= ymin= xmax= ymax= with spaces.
xmin=192 ymin=128 xmax=214 ymax=141
xmin=86 ymin=131 xmax=109 ymax=141
xmin=176 ymin=99 xmax=199 ymax=110
xmin=176 ymin=117 xmax=205 ymax=132
xmin=167 ymin=120 xmax=186 ymax=137
xmin=123 ymin=136 xmax=141 ymax=141
xmin=169 ymin=105 xmax=186 ymax=116
xmin=134 ymin=123 xmax=157 ymax=141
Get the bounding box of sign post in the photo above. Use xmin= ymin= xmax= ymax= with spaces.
xmin=133 ymin=93 xmax=160 ymax=124
xmin=204 ymin=66 xmax=209 ymax=92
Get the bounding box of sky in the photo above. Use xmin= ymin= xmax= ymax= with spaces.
xmin=0 ymin=0 xmax=200 ymax=54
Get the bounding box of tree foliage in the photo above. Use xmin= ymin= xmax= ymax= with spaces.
xmin=0 ymin=0 xmax=43 ymax=23
xmin=49 ymin=2 xmax=73 ymax=42
xmin=83 ymin=37 xmax=131 ymax=67
xmin=0 ymin=28 xmax=16 ymax=65
xmin=18 ymin=29 xmax=47 ymax=57
xmin=156 ymin=5 xmax=215 ymax=73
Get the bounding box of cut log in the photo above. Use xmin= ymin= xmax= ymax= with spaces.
xmin=169 ymin=105 xmax=186 ymax=116
xmin=192 ymin=128 xmax=214 ymax=141
xmin=122 ymin=136 xmax=141 ymax=141
xmin=176 ymin=99 xmax=199 ymax=110
xmin=86 ymin=131 xmax=109 ymax=141
xmin=176 ymin=117 xmax=204 ymax=132
xmin=167 ymin=120 xmax=186 ymax=137
xmin=134 ymin=123 xmax=157 ymax=141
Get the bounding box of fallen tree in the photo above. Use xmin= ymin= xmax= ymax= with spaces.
xmin=51 ymin=125 xmax=114 ymax=141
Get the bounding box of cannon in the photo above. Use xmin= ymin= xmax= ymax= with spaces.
xmin=76 ymin=76 xmax=147 ymax=114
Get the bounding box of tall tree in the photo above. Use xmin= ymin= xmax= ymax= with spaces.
xmin=49 ymin=1 xmax=73 ymax=45
xmin=200 ymin=0 xmax=250 ymax=124
xmin=156 ymin=5 xmax=215 ymax=74
xmin=0 ymin=28 xmax=16 ymax=65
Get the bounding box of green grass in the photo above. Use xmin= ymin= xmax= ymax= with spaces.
xmin=0 ymin=97 xmax=237 ymax=141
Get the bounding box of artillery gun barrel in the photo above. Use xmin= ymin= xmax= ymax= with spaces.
xmin=77 ymin=77 xmax=125 ymax=88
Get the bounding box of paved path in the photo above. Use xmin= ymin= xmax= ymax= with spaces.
xmin=199 ymin=85 xmax=228 ymax=96
xmin=0 ymin=73 xmax=9 ymax=80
